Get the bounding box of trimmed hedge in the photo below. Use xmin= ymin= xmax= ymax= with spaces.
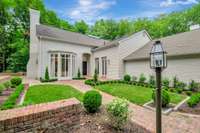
xmin=83 ymin=90 xmax=102 ymax=113
xmin=72 ymin=77 xmax=86 ymax=80
xmin=40 ymin=78 xmax=57 ymax=83
xmin=1 ymin=84 xmax=24 ymax=110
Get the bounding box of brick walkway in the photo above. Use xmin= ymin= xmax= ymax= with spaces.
xmin=56 ymin=80 xmax=200 ymax=133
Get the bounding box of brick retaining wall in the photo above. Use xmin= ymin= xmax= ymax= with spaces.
xmin=0 ymin=98 xmax=81 ymax=133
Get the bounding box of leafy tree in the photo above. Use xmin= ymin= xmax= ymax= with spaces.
xmin=74 ymin=20 xmax=89 ymax=34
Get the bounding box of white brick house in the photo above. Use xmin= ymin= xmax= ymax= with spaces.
xmin=27 ymin=9 xmax=151 ymax=80
xmin=27 ymin=9 xmax=200 ymax=83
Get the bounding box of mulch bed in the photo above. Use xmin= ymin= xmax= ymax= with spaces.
xmin=71 ymin=107 xmax=151 ymax=133
xmin=178 ymin=102 xmax=200 ymax=115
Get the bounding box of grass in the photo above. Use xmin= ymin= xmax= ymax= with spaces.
xmin=24 ymin=84 xmax=83 ymax=105
xmin=94 ymin=83 xmax=186 ymax=105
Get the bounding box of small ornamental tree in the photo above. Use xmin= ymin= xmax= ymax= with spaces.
xmin=77 ymin=68 xmax=81 ymax=78
xmin=45 ymin=67 xmax=49 ymax=81
xmin=148 ymin=75 xmax=155 ymax=87
xmin=189 ymin=80 xmax=198 ymax=92
xmin=173 ymin=76 xmax=178 ymax=88
xmin=93 ymin=69 xmax=98 ymax=83
xmin=45 ymin=67 xmax=50 ymax=81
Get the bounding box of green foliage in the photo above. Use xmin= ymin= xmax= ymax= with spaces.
xmin=74 ymin=20 xmax=88 ymax=34
xmin=124 ymin=74 xmax=131 ymax=82
xmin=77 ymin=68 xmax=81 ymax=78
xmin=83 ymin=90 xmax=102 ymax=113
xmin=45 ymin=67 xmax=50 ymax=81
xmin=106 ymin=98 xmax=129 ymax=130
xmin=139 ymin=73 xmax=146 ymax=83
xmin=0 ymin=84 xmax=5 ymax=94
xmin=188 ymin=80 xmax=199 ymax=92
xmin=187 ymin=93 xmax=200 ymax=107
xmin=93 ymin=69 xmax=98 ymax=83
xmin=1 ymin=84 xmax=24 ymax=110
xmin=3 ymin=81 xmax=11 ymax=89
xmin=173 ymin=76 xmax=178 ymax=88
xmin=10 ymin=77 xmax=22 ymax=87
xmin=132 ymin=75 xmax=137 ymax=81
xmin=176 ymin=81 xmax=187 ymax=90
xmin=185 ymin=91 xmax=192 ymax=96
xmin=148 ymin=75 xmax=155 ymax=87
xmin=162 ymin=78 xmax=170 ymax=88
xmin=152 ymin=90 xmax=170 ymax=107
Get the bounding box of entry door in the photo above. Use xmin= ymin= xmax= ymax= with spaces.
xmin=82 ymin=61 xmax=87 ymax=75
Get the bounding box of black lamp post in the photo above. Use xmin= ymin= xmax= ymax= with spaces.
xmin=150 ymin=40 xmax=167 ymax=133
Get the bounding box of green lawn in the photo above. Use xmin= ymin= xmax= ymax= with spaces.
xmin=94 ymin=84 xmax=186 ymax=105
xmin=24 ymin=84 xmax=83 ymax=105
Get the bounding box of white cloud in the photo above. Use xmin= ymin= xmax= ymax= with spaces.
xmin=160 ymin=0 xmax=198 ymax=7
xmin=65 ymin=0 xmax=116 ymax=24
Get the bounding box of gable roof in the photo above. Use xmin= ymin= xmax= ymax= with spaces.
xmin=36 ymin=24 xmax=108 ymax=47
xmin=92 ymin=30 xmax=151 ymax=52
xmin=124 ymin=29 xmax=200 ymax=61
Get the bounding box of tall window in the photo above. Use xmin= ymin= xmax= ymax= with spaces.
xmin=95 ymin=58 xmax=99 ymax=74
xmin=101 ymin=57 xmax=107 ymax=76
xmin=50 ymin=53 xmax=58 ymax=77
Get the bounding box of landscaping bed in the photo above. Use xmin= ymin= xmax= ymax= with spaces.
xmin=24 ymin=84 xmax=83 ymax=105
xmin=178 ymin=102 xmax=200 ymax=115
xmin=94 ymin=83 xmax=186 ymax=106
xmin=71 ymin=107 xmax=150 ymax=133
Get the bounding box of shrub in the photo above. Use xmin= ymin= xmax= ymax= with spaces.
xmin=162 ymin=78 xmax=170 ymax=88
xmin=124 ymin=74 xmax=131 ymax=82
xmin=3 ymin=81 xmax=11 ymax=89
xmin=93 ymin=69 xmax=98 ymax=83
xmin=173 ymin=76 xmax=178 ymax=88
xmin=152 ymin=90 xmax=170 ymax=107
xmin=0 ymin=84 xmax=5 ymax=94
xmin=139 ymin=73 xmax=146 ymax=83
xmin=40 ymin=78 xmax=57 ymax=83
xmin=1 ymin=84 xmax=24 ymax=110
xmin=188 ymin=80 xmax=199 ymax=92
xmin=45 ymin=67 xmax=50 ymax=81
xmin=148 ymin=75 xmax=155 ymax=87
xmin=106 ymin=98 xmax=129 ymax=130
xmin=187 ymin=93 xmax=200 ymax=107
xmin=176 ymin=88 xmax=183 ymax=94
xmin=10 ymin=77 xmax=22 ymax=87
xmin=83 ymin=90 xmax=102 ymax=113
xmin=176 ymin=81 xmax=187 ymax=90
xmin=185 ymin=91 xmax=192 ymax=96
xmin=77 ymin=68 xmax=81 ymax=78
xmin=132 ymin=75 xmax=137 ymax=81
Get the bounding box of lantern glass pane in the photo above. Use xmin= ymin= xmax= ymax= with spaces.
xmin=153 ymin=52 xmax=163 ymax=67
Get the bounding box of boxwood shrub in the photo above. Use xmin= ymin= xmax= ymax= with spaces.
xmin=124 ymin=74 xmax=131 ymax=82
xmin=10 ymin=77 xmax=22 ymax=87
xmin=83 ymin=90 xmax=102 ymax=113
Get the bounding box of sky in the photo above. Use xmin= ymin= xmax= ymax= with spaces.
xmin=43 ymin=0 xmax=199 ymax=25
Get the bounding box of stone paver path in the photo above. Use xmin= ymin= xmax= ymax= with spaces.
xmin=56 ymin=80 xmax=200 ymax=133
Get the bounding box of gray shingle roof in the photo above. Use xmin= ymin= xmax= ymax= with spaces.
xmin=36 ymin=24 xmax=108 ymax=47
xmin=124 ymin=29 xmax=200 ymax=61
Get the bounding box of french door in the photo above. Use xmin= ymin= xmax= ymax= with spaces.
xmin=50 ymin=53 xmax=75 ymax=80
